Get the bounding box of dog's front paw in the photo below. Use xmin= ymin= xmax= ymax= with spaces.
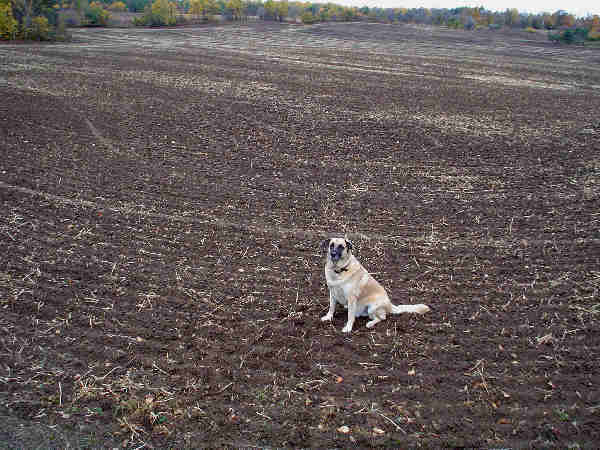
xmin=341 ymin=324 xmax=353 ymax=333
xmin=321 ymin=314 xmax=333 ymax=322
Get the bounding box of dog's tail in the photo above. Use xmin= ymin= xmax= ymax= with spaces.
xmin=390 ymin=304 xmax=431 ymax=315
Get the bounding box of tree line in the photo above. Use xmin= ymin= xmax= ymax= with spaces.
xmin=1 ymin=0 xmax=599 ymax=42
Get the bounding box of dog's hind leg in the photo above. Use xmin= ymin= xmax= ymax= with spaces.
xmin=366 ymin=307 xmax=386 ymax=328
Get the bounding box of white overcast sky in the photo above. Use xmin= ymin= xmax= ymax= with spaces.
xmin=334 ymin=0 xmax=599 ymax=17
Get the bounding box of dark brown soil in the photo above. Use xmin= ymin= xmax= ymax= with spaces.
xmin=1 ymin=21 xmax=599 ymax=448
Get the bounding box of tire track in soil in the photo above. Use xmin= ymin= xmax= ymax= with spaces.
xmin=81 ymin=115 xmax=121 ymax=155
xmin=2 ymin=181 xmax=597 ymax=249
xmin=0 ymin=180 xmax=334 ymax=240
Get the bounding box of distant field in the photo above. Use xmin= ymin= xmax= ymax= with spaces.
xmin=1 ymin=22 xmax=599 ymax=448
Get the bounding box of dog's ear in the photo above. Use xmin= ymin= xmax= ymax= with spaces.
xmin=345 ymin=239 xmax=353 ymax=251
xmin=321 ymin=238 xmax=331 ymax=253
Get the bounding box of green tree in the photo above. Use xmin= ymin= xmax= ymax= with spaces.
xmin=84 ymin=1 xmax=109 ymax=25
xmin=0 ymin=1 xmax=18 ymax=39
xmin=29 ymin=13 xmax=49 ymax=37
xmin=125 ymin=0 xmax=148 ymax=12
xmin=504 ymin=8 xmax=518 ymax=27
xmin=549 ymin=27 xmax=588 ymax=44
xmin=262 ymin=0 xmax=275 ymax=19
xmin=11 ymin=0 xmax=57 ymax=28
xmin=134 ymin=0 xmax=175 ymax=25
xmin=107 ymin=0 xmax=126 ymax=11
xmin=318 ymin=5 xmax=328 ymax=21
xmin=225 ymin=0 xmax=242 ymax=20
xmin=300 ymin=9 xmax=315 ymax=23
xmin=274 ymin=0 xmax=286 ymax=21
xmin=190 ymin=0 xmax=216 ymax=18
xmin=72 ymin=0 xmax=85 ymax=13
xmin=150 ymin=0 xmax=176 ymax=24
xmin=341 ymin=6 xmax=354 ymax=21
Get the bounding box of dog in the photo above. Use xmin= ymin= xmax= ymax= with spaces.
xmin=320 ymin=237 xmax=430 ymax=333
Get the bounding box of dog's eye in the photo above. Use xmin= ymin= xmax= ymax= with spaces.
xmin=338 ymin=245 xmax=345 ymax=251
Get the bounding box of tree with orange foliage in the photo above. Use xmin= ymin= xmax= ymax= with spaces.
xmin=585 ymin=14 xmax=600 ymax=40
xmin=584 ymin=14 xmax=599 ymax=28
xmin=553 ymin=10 xmax=574 ymax=28
xmin=542 ymin=12 xmax=555 ymax=29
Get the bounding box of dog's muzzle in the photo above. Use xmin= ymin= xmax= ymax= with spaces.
xmin=330 ymin=250 xmax=342 ymax=261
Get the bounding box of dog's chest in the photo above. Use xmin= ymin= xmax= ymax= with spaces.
xmin=329 ymin=284 xmax=369 ymax=317
xmin=330 ymin=286 xmax=348 ymax=305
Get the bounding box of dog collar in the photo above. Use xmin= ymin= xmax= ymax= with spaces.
xmin=334 ymin=264 xmax=350 ymax=274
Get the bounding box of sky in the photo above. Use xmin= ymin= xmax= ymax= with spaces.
xmin=333 ymin=0 xmax=599 ymax=18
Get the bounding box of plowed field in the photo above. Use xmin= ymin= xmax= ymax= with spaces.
xmin=1 ymin=22 xmax=599 ymax=448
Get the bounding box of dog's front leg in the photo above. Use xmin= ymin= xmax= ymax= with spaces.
xmin=321 ymin=290 xmax=336 ymax=322
xmin=342 ymin=296 xmax=358 ymax=333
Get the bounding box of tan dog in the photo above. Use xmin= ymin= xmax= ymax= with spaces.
xmin=321 ymin=237 xmax=430 ymax=333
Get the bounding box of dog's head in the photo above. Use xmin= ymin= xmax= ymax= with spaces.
xmin=322 ymin=237 xmax=353 ymax=263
